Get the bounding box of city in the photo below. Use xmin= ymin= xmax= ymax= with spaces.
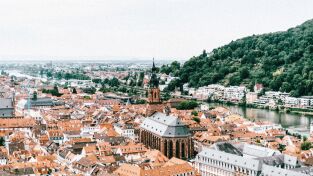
xmin=1 ymin=1 xmax=313 ymax=176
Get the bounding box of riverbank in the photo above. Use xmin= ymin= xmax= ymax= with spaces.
xmin=204 ymin=102 xmax=312 ymax=133
xmin=206 ymin=100 xmax=313 ymax=116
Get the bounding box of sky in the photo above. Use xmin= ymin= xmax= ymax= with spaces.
xmin=0 ymin=0 xmax=313 ymax=61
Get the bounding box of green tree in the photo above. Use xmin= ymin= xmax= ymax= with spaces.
xmin=0 ymin=137 xmax=5 ymax=146
xmin=109 ymin=77 xmax=120 ymax=87
xmin=32 ymin=91 xmax=37 ymax=100
xmin=162 ymin=92 xmax=171 ymax=101
xmin=193 ymin=117 xmax=200 ymax=123
xmin=239 ymin=67 xmax=249 ymax=79
xmin=173 ymin=19 xmax=313 ymax=96
xmin=191 ymin=110 xmax=198 ymax=116
xmin=177 ymin=100 xmax=198 ymax=110
xmin=278 ymin=144 xmax=286 ymax=152
xmin=301 ymin=141 xmax=312 ymax=150
xmin=72 ymin=87 xmax=77 ymax=94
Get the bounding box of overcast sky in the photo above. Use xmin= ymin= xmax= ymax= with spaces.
xmin=0 ymin=0 xmax=313 ymax=60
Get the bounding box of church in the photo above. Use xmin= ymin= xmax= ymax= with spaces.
xmin=139 ymin=60 xmax=194 ymax=159
xmin=145 ymin=59 xmax=164 ymax=116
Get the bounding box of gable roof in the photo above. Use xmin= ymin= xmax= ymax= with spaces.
xmin=0 ymin=98 xmax=13 ymax=109
xmin=140 ymin=112 xmax=191 ymax=137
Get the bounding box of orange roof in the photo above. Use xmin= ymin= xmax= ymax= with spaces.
xmin=0 ymin=118 xmax=36 ymax=128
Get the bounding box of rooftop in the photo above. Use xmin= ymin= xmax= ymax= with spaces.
xmin=140 ymin=112 xmax=191 ymax=137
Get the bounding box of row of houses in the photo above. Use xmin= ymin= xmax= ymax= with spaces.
xmin=188 ymin=84 xmax=247 ymax=102
xmin=187 ymin=83 xmax=313 ymax=109
xmin=248 ymin=91 xmax=313 ymax=108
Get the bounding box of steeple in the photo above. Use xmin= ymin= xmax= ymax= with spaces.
xmin=152 ymin=58 xmax=157 ymax=72
xmin=148 ymin=58 xmax=161 ymax=103
xmin=149 ymin=58 xmax=159 ymax=88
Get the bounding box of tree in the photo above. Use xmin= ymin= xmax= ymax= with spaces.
xmin=278 ymin=144 xmax=286 ymax=152
xmin=135 ymin=99 xmax=146 ymax=104
xmin=109 ymin=77 xmax=120 ymax=87
xmin=301 ymin=141 xmax=312 ymax=150
xmin=46 ymin=71 xmax=52 ymax=78
xmin=303 ymin=136 xmax=308 ymax=142
xmin=173 ymin=19 xmax=313 ymax=96
xmin=177 ymin=100 xmax=198 ymax=110
xmin=193 ymin=117 xmax=200 ymax=123
xmin=0 ymin=137 xmax=5 ymax=146
xmin=239 ymin=67 xmax=249 ymax=79
xmin=92 ymin=78 xmax=102 ymax=84
xmin=162 ymin=92 xmax=171 ymax=101
xmin=32 ymin=91 xmax=37 ymax=100
xmin=83 ymin=87 xmax=96 ymax=94
xmin=191 ymin=110 xmax=198 ymax=116
xmin=72 ymin=87 xmax=77 ymax=94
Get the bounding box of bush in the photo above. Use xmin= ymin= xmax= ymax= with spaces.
xmin=177 ymin=100 xmax=198 ymax=110
xmin=193 ymin=117 xmax=200 ymax=123
xmin=301 ymin=141 xmax=312 ymax=150
xmin=191 ymin=110 xmax=198 ymax=116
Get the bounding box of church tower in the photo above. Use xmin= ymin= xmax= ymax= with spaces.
xmin=146 ymin=59 xmax=164 ymax=116
xmin=148 ymin=59 xmax=161 ymax=103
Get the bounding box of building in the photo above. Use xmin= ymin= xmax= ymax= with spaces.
xmin=0 ymin=98 xmax=14 ymax=118
xmin=254 ymin=83 xmax=263 ymax=93
xmin=113 ymin=122 xmax=137 ymax=141
xmin=224 ymin=86 xmax=246 ymax=102
xmin=114 ymin=158 xmax=199 ymax=176
xmin=194 ymin=142 xmax=312 ymax=176
xmin=246 ymin=92 xmax=258 ymax=104
xmin=145 ymin=59 xmax=164 ymax=116
xmin=139 ymin=112 xmax=194 ymax=159
xmin=16 ymin=97 xmax=55 ymax=114
xmin=285 ymin=97 xmax=299 ymax=107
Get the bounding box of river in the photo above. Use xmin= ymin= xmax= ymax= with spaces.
xmin=7 ymin=70 xmax=47 ymax=82
xmin=206 ymin=103 xmax=313 ymax=135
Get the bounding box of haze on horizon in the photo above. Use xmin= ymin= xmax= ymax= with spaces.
xmin=0 ymin=0 xmax=313 ymax=61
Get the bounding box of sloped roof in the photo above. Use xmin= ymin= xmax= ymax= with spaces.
xmin=0 ymin=98 xmax=13 ymax=109
xmin=140 ymin=112 xmax=191 ymax=137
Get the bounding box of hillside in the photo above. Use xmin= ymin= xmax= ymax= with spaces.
xmin=173 ymin=19 xmax=313 ymax=97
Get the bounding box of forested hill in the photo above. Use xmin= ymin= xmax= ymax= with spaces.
xmin=175 ymin=19 xmax=313 ymax=97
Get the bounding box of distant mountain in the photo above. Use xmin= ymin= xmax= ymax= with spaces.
xmin=176 ymin=19 xmax=313 ymax=97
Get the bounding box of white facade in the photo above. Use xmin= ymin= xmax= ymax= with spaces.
xmin=299 ymin=98 xmax=311 ymax=107
xmin=224 ymin=86 xmax=246 ymax=101
xmin=246 ymin=92 xmax=258 ymax=104
xmin=81 ymin=125 xmax=100 ymax=135
xmin=194 ymin=143 xmax=304 ymax=176
xmin=114 ymin=123 xmax=137 ymax=141
xmin=285 ymin=97 xmax=299 ymax=106
xmin=248 ymin=124 xmax=282 ymax=133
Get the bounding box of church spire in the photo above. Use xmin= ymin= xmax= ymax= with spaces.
xmin=149 ymin=58 xmax=159 ymax=88
xmin=152 ymin=58 xmax=157 ymax=73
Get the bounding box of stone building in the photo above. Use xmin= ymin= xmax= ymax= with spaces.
xmin=145 ymin=59 xmax=164 ymax=116
xmin=139 ymin=112 xmax=194 ymax=159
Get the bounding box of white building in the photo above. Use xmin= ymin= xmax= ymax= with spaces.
xmin=285 ymin=97 xmax=299 ymax=107
xmin=299 ymin=98 xmax=312 ymax=108
xmin=224 ymin=86 xmax=246 ymax=102
xmin=25 ymin=109 xmax=43 ymax=121
xmin=246 ymin=92 xmax=258 ymax=104
xmin=113 ymin=123 xmax=137 ymax=141
xmin=194 ymin=142 xmax=309 ymax=176
xmin=248 ymin=123 xmax=282 ymax=133
xmin=0 ymin=154 xmax=7 ymax=165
